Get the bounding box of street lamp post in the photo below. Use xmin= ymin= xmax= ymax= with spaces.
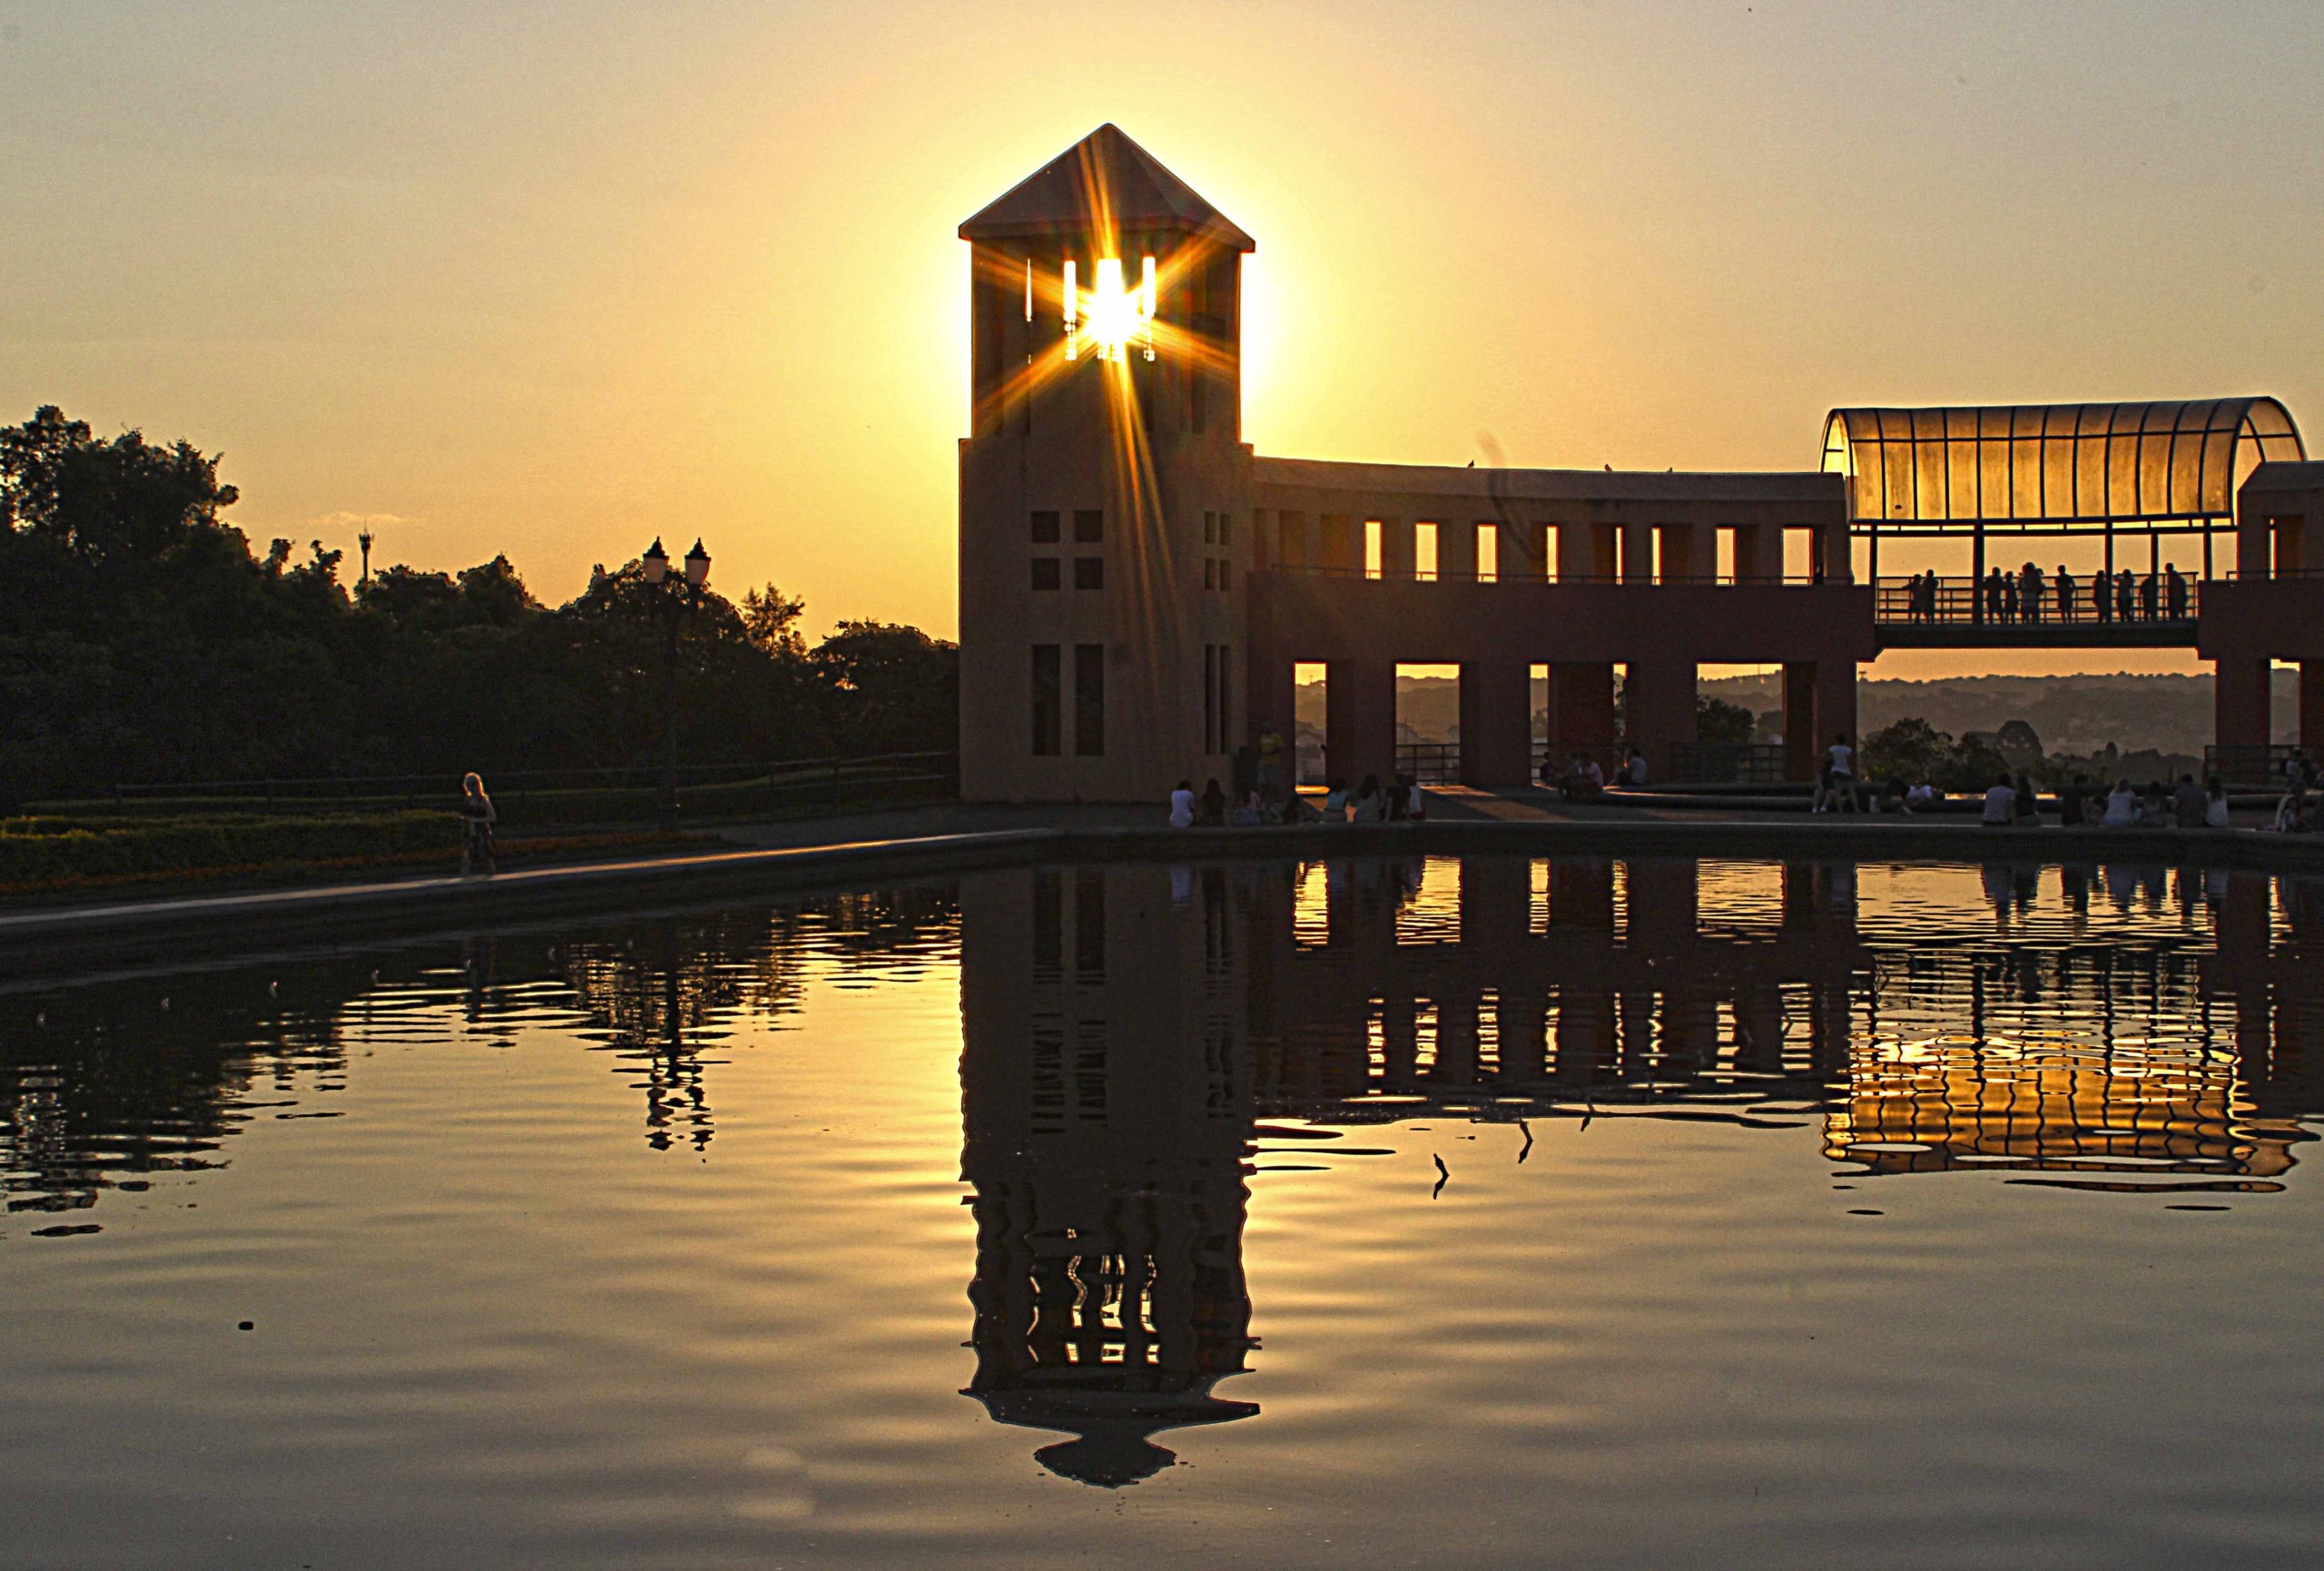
xmin=641 ymin=536 xmax=712 ymax=831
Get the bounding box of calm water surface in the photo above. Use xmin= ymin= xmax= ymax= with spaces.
xmin=5 ymin=856 xmax=2323 ymax=1568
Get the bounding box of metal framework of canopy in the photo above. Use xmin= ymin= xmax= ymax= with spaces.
xmin=1821 ymin=398 xmax=2305 ymax=581
xmin=1823 ymin=399 xmax=2303 ymax=528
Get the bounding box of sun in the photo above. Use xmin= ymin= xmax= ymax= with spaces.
xmin=1066 ymin=255 xmax=1156 ymax=362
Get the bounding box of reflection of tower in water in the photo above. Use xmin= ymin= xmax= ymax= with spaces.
xmin=959 ymin=865 xmax=1257 ymax=1487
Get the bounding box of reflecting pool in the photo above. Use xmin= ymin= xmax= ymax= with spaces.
xmin=5 ymin=856 xmax=2324 ymax=1568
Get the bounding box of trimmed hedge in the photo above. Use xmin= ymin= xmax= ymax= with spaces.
xmin=0 ymin=811 xmax=460 ymax=884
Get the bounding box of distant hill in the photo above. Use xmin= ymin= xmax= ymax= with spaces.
xmin=1294 ymin=670 xmax=2299 ymax=756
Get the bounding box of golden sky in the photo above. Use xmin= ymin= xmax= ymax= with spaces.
xmin=4 ymin=1 xmax=2320 ymax=675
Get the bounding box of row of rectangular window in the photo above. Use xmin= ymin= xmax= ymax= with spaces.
xmin=1030 ymin=643 xmax=1105 ymax=756
xmin=1031 ymin=558 xmax=1103 ymax=590
xmin=1202 ymin=558 xmax=1229 ymax=591
xmin=1202 ymin=510 xmax=1233 ymax=546
xmin=1031 ymin=509 xmax=1103 ymax=545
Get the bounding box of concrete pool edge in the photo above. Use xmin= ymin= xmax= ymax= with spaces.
xmin=5 ymin=818 xmax=2321 ymax=981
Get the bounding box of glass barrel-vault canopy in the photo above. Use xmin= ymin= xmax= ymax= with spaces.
xmin=1821 ymin=399 xmax=2305 ymax=529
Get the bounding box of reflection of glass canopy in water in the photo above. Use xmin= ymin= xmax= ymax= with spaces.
xmin=1821 ymin=400 xmax=2306 ymax=530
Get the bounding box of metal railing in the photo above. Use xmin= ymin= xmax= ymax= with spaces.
xmin=1394 ymin=742 xmax=1462 ymax=785
xmin=46 ymin=752 xmax=960 ymax=821
xmin=2205 ymin=744 xmax=2319 ymax=787
xmin=1265 ymin=564 xmax=1838 ymax=588
xmin=1876 ymin=572 xmax=2203 ymax=627
xmin=1667 ymin=743 xmax=1791 ymax=784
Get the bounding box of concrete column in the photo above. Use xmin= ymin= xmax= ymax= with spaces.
xmin=1783 ymin=662 xmax=1818 ymax=782
xmin=1814 ymin=660 xmax=1858 ymax=761
xmin=1378 ymin=518 xmax=1414 ymax=580
xmin=1625 ymin=657 xmax=1697 ymax=777
xmin=1460 ymin=659 xmax=1533 ymax=786
xmin=1252 ymin=654 xmax=1297 ymax=761
xmin=1817 ymin=521 xmax=1853 ymax=584
xmin=1553 ymin=663 xmax=1616 ymax=754
xmin=1657 ymin=522 xmax=1705 ymax=582
xmin=1505 ymin=519 xmax=1549 ymax=582
xmin=1620 ymin=520 xmax=1655 ymax=585
xmin=1554 ymin=523 xmax=1593 ymax=581
xmin=1736 ymin=521 xmax=1781 ymax=582
xmin=2303 ymin=660 xmax=2324 ymax=748
xmin=1319 ymin=514 xmax=1359 ymax=572
xmin=1439 ymin=520 xmax=1477 ymax=580
xmin=2216 ymin=657 xmax=2272 ymax=751
xmin=1327 ymin=655 xmax=1397 ymax=787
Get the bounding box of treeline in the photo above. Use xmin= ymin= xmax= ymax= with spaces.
xmin=0 ymin=407 xmax=956 ymax=804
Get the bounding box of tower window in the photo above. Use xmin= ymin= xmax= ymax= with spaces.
xmin=1218 ymin=513 xmax=1231 ymax=547
xmin=1216 ymin=559 xmax=1230 ymax=591
xmin=1203 ymin=558 xmax=1216 ymax=590
xmin=1031 ymin=558 xmax=1060 ymax=590
xmin=1075 ymin=557 xmax=1104 ymax=590
xmin=1074 ymin=644 xmax=1106 ymax=756
xmin=1031 ymin=644 xmax=1061 ymax=756
xmin=1031 ymin=510 xmax=1060 ymax=543
xmin=1203 ymin=511 xmax=1216 ymax=545
xmin=1073 ymin=509 xmax=1103 ymax=544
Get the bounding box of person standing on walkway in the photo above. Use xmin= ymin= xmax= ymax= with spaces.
xmin=2093 ymin=567 xmax=2113 ymax=624
xmin=2020 ymin=563 xmax=2044 ymax=624
xmin=460 ymin=773 xmax=498 ymax=875
xmin=2140 ymin=570 xmax=2160 ymax=620
xmin=1827 ymin=733 xmax=1856 ymax=812
xmin=2056 ymin=565 xmax=2075 ymax=622
xmin=2165 ymin=565 xmax=2189 ymax=620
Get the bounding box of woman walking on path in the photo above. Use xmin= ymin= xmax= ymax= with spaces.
xmin=460 ymin=773 xmax=498 ymax=876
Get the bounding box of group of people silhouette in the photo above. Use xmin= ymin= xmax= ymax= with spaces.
xmin=1896 ymin=562 xmax=2194 ymax=625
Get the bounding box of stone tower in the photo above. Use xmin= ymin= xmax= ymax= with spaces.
xmin=958 ymin=125 xmax=1256 ymax=802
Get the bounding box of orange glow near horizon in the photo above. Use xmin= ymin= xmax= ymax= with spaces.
xmin=8 ymin=4 xmax=2324 ymax=685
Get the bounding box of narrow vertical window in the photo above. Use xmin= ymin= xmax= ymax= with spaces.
xmin=1218 ymin=514 xmax=1231 ymax=547
xmin=1205 ymin=645 xmax=1219 ymax=755
xmin=1477 ymin=523 xmax=1499 ymax=582
xmin=1216 ymin=643 xmax=1232 ymax=756
xmin=1031 ymin=644 xmax=1061 ymax=756
xmin=1203 ymin=511 xmax=1216 ymax=545
xmin=1364 ymin=520 xmax=1383 ymax=579
xmin=1074 ymin=643 xmax=1106 ymax=756
xmin=1415 ymin=522 xmax=1439 ymax=582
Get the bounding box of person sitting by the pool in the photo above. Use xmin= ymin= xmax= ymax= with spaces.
xmin=2103 ymin=778 xmax=2138 ymax=826
xmin=1904 ymin=780 xmax=1939 ymax=814
xmin=2205 ymin=776 xmax=2231 ymax=829
xmin=1322 ymin=777 xmax=1350 ymax=821
xmin=2171 ymin=774 xmax=2208 ymax=829
xmin=1198 ymin=777 xmax=1227 ymax=826
xmin=1228 ymin=790 xmax=1265 ymax=826
xmin=1621 ymin=748 xmax=1648 ymax=786
xmin=1981 ymin=774 xmax=2016 ymax=826
xmin=1352 ymin=774 xmax=1386 ymax=823
xmin=1168 ymin=779 xmax=1196 ymax=828
xmin=1561 ymin=754 xmax=1606 ymax=801
xmin=2139 ymin=781 xmax=2171 ymax=827
xmin=2013 ymin=771 xmax=2040 ymax=825
xmin=2059 ymin=776 xmax=2088 ymax=825
xmin=2271 ymin=781 xmax=2311 ymax=834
